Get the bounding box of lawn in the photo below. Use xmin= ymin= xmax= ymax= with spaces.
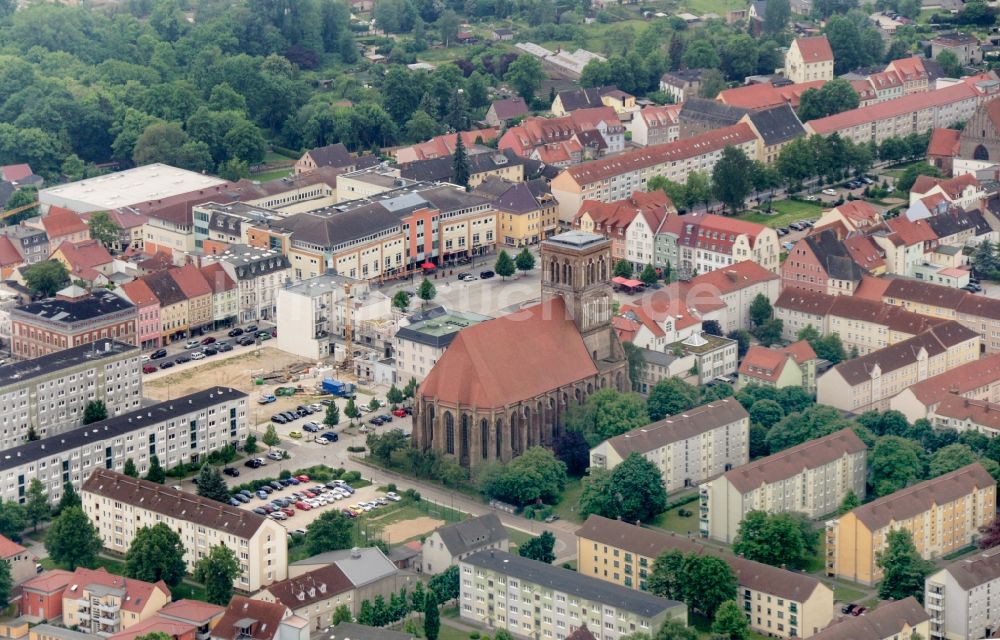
xmin=739 ymin=199 xmax=825 ymax=228
xmin=505 ymin=526 xmax=534 ymax=551
xmin=649 ymin=504 xmax=700 ymax=536
xmin=881 ymin=160 xmax=925 ymax=179
xmin=683 ymin=0 xmax=746 ymax=15
xmin=551 ymin=477 xmax=585 ymax=523
xmin=439 ymin=624 xmax=474 ymax=640
xmin=251 ymin=167 xmax=293 ymax=182
xmin=832 ymin=583 xmax=868 ymax=605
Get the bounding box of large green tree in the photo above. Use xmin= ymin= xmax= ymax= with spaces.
xmin=146 ymin=455 xmax=166 ymax=484
xmin=647 ymin=378 xmax=699 ymax=421
xmin=305 ymin=510 xmax=354 ymax=555
xmin=680 ymin=554 xmax=737 ymax=618
xmin=877 ymin=529 xmax=934 ymax=602
xmin=732 ymin=510 xmax=810 ymax=569
xmin=196 ymin=464 xmax=231 ymax=503
xmin=579 ymin=454 xmax=668 ymax=523
xmin=870 ymin=435 xmax=925 ymax=496
xmin=505 ymin=55 xmax=544 ymax=102
xmin=712 ymin=146 xmax=753 ymax=214
xmin=712 ymin=600 xmax=750 ymax=640
xmin=478 ymin=447 xmax=567 ymax=507
xmin=23 ymin=260 xmax=70 ymax=297
xmin=194 ymin=544 xmax=240 ymax=605
xmin=564 ymin=388 xmax=649 ymax=446
xmin=125 ymin=523 xmax=186 ymax=587
xmin=495 ymin=250 xmax=515 ymax=279
xmin=25 ymin=479 xmax=49 ymax=532
xmin=45 ymin=506 xmax=102 ymax=570
xmin=518 ymin=531 xmax=556 ymax=564
xmin=88 ymin=211 xmax=122 ymax=249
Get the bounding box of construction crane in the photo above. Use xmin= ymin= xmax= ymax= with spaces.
xmin=0 ymin=201 xmax=39 ymax=221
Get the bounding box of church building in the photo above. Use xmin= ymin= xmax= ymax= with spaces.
xmin=413 ymin=231 xmax=629 ymax=468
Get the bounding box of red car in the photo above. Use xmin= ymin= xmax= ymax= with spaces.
xmin=392 ymin=408 xmax=406 ymax=418
xmin=143 ymin=365 xmax=157 ymax=374
xmin=295 ymin=501 xmax=311 ymax=510
xmin=201 ymin=336 xmax=216 ymax=345
xmin=281 ymin=508 xmax=295 ymax=517
xmin=296 ymin=475 xmax=310 ymax=482
xmin=302 ymin=491 xmax=315 ymax=499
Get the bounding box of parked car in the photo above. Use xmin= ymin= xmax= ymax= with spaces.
xmin=460 ymin=274 xmax=476 ymax=282
xmin=252 ymin=507 xmax=267 ymax=515
xmin=271 ymin=415 xmax=287 ymax=424
xmin=238 ymin=336 xmax=255 ymax=346
xmin=270 ymin=511 xmax=287 ymax=520
xmin=175 ymin=354 xmax=190 ymax=364
xmin=190 ymin=352 xmax=206 ymax=360
xmin=201 ymin=336 xmax=217 ymax=345
xmin=392 ymin=408 xmax=406 ymax=417
xmin=245 ymin=325 xmax=258 ymax=333
xmin=321 ymin=431 xmax=339 ymax=442
xmin=295 ymin=501 xmax=311 ymax=510
xmin=143 ymin=365 xmax=157 ymax=374
xmin=256 ymin=490 xmax=268 ymax=499
xmin=228 ymin=498 xmax=241 ymax=506
xmin=379 ymin=414 xmax=393 ymax=422
xmin=159 ymin=361 xmax=175 ymax=370
xmin=203 ymin=347 xmax=218 ymax=356
xmin=257 ymin=331 xmax=272 ymax=341
xmin=297 ymin=474 xmax=310 ymax=482
xmin=822 ymin=188 xmax=838 ymax=196
xmin=259 ymin=394 xmax=276 ymax=404
xmin=289 ymin=431 xmax=302 ymax=439
xmin=386 ymin=492 xmax=402 ymax=501
xmin=303 ymin=422 xmax=320 ymax=432
xmin=228 ymin=328 xmax=244 ymax=337
xmin=852 ymin=606 xmax=867 ymax=616
xmin=219 ymin=343 xmax=233 ymax=352
xmin=185 ymin=339 xmax=202 ymax=349
xmin=150 ymin=349 xmax=168 ymax=359
xmin=544 ymin=514 xmax=560 ymax=523
xmin=281 ymin=411 xmax=297 ymax=421
xmin=479 ymin=270 xmax=495 ymax=279
xmin=245 ymin=459 xmax=262 ymax=469
xmin=223 ymin=467 xmax=240 ymax=477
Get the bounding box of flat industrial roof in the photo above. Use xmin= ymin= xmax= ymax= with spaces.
xmin=41 ymin=164 xmax=228 ymax=211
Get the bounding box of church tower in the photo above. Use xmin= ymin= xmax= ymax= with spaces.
xmin=540 ymin=230 xmax=621 ymax=363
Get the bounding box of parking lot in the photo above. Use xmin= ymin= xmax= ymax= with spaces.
xmin=141 ymin=324 xmax=276 ymax=374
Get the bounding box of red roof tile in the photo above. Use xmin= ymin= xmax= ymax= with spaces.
xmin=928 ymin=128 xmax=961 ymax=157
xmin=690 ymin=259 xmax=779 ymax=293
xmin=854 ymin=275 xmax=892 ymax=300
xmin=794 ymin=35 xmax=834 ymax=62
xmin=718 ymin=80 xmax=827 ymax=110
xmin=739 ymin=345 xmax=793 ymax=382
xmin=807 ymin=83 xmax=978 ymax=134
xmin=41 ymin=207 xmax=88 ymax=240
xmin=68 ymin=567 xmax=170 ymax=613
xmin=0 ymin=236 xmax=22 ymax=267
xmin=22 ymin=570 xmax=73 ymax=594
xmin=169 ymin=264 xmax=212 ymax=299
xmin=200 ymin=262 xmax=237 ymax=294
xmin=418 ymin=296 xmax=599 ymax=408
xmin=906 ymin=353 xmax=1000 ymax=405
xmin=843 ymin=235 xmax=885 ymax=271
xmin=0 ymin=535 xmax=26 ymax=560
xmin=214 ymin=596 xmax=289 ymax=640
xmin=159 ymin=599 xmax=226 ymax=625
xmin=107 ymin=615 xmax=195 ymax=640
xmin=119 ymin=278 xmax=159 ymax=307
xmin=0 ymin=164 xmax=33 ymax=182
xmin=54 ymin=240 xmax=112 ymax=270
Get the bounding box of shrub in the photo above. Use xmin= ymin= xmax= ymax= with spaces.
xmin=343 ymin=470 xmax=362 ymax=483
xmin=347 ymin=446 xmax=366 ymax=453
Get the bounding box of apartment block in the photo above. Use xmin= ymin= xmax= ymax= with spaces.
xmin=210 ymin=245 xmax=291 ymax=324
xmin=826 ymin=463 xmax=996 ymax=586
xmin=549 ymin=124 xmax=758 ymax=222
xmin=11 ymin=287 xmax=137 ymax=360
xmin=423 ymin=514 xmax=509 ymax=575
xmin=701 ymin=428 xmax=868 ymax=543
xmin=816 ymin=320 xmax=981 ymax=413
xmin=0 ymin=339 xmax=140 ymax=450
xmin=83 ymin=468 xmax=287 ymax=592
xmin=590 ymin=398 xmax=748 ymax=493
xmin=459 ymin=550 xmax=687 ymax=640
xmin=0 ymin=387 xmax=247 ymax=507
xmin=575 ymin=516 xmax=834 ymax=639
xmin=926 ymin=545 xmax=1000 ymax=640
xmin=890 ymin=353 xmax=1000 ymax=422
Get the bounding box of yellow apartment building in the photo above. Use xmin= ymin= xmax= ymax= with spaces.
xmin=826 ymin=463 xmax=996 ymax=586
xmin=575 ymin=515 xmax=834 ymax=638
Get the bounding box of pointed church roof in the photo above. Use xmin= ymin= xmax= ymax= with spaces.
xmin=417 ymin=296 xmax=599 ymax=408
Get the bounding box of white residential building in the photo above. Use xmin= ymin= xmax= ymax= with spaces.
xmin=209 ymin=245 xmax=292 ymax=323
xmin=926 ymin=546 xmax=1000 ymax=640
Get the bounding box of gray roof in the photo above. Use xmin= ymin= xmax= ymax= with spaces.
xmin=747 ymin=104 xmax=806 ymax=146
xmin=144 ymin=269 xmax=187 ymax=306
xmin=544 ymin=230 xmax=607 ymax=249
xmin=216 ymin=245 xmax=291 ymax=279
xmin=660 ymin=69 xmax=705 ymax=86
xmin=556 ymin=87 xmax=606 ymax=111
xmin=810 ymin=597 xmax=928 ymax=640
xmin=463 ymin=550 xmax=684 ymax=618
xmin=272 ymin=206 xmax=402 ymax=250
xmin=678 ymin=98 xmax=749 ymax=126
xmin=0 ymin=182 xmax=13 ymax=210
xmin=638 ymin=348 xmax=678 ymax=368
xmin=29 ymin=625 xmax=100 ymax=640
xmin=434 ymin=513 xmax=507 ymax=556
xmin=306 ymin=144 xmax=378 ymax=171
xmin=395 ymin=306 xmax=491 ymax=349
xmin=290 ymin=547 xmax=397 ymax=587
xmin=473 ymin=177 xmax=546 ymax=214
xmin=607 ymin=398 xmax=748 ymax=457
xmin=3 ymin=387 xmax=247 ymax=473
xmin=329 ymin=623 xmax=414 ymax=640
xmin=13 ymin=288 xmax=135 ymax=325
xmin=804 ymin=228 xmax=864 ymax=283
xmin=940 ymin=545 xmax=1000 ymax=590
xmin=0 ymin=339 xmax=136 ymax=387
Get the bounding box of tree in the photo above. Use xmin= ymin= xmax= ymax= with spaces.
xmin=763 ymin=0 xmax=791 ymax=33
xmin=929 ymin=443 xmax=978 ymax=477
xmin=368 ymin=396 xmax=381 ymax=412
xmin=878 ymin=529 xmax=934 ymax=602
xmin=125 ymin=523 xmax=186 ymax=587
xmin=765 ymin=405 xmax=853 ymax=453
xmin=392 ymin=290 xmax=411 ymax=311
xmin=749 ymin=399 xmax=784 ymax=429
xmin=639 ymin=264 xmax=658 ymax=285
xmin=46 ymin=507 xmax=102 ymax=570
xmin=680 ymin=554 xmax=737 ymax=617
xmin=332 ymin=604 xmax=352 ymax=625
xmin=387 ymin=384 xmax=404 ymax=406
xmin=424 ymin=587 xmax=440 ymax=640
xmin=727 ymin=329 xmax=751 ymax=358
xmin=0 ymin=557 xmax=11 ymax=610
xmin=896 ymin=162 xmax=940 ymax=192
xmin=83 ymin=400 xmax=108 ymax=425
xmin=506 ymin=55 xmax=544 ymax=102
xmin=58 ymin=481 xmax=80 ymax=512
xmin=749 ymin=293 xmax=772 ymax=327
xmin=451 ymin=133 xmax=469 ymax=188
xmin=23 ymin=260 xmax=70 ymax=297
xmin=579 ymin=454 xmax=668 ymax=523
xmin=797 ymin=79 xmax=860 ymax=121
xmin=870 ymin=436 xmax=925 ymax=496
xmin=194 ymin=544 xmax=240 ymax=605
xmin=417 ymin=278 xmax=436 ymax=306
xmin=196 ymin=465 xmax=231 ymax=503
xmin=519 ymin=531 xmax=557 ymax=563
xmin=564 ymin=388 xmax=649 ymax=446
xmin=732 ymin=510 xmax=808 ymax=569
xmin=344 ymin=398 xmax=361 ymax=424
xmin=554 ymin=429 xmax=591 ymax=476
xmin=654 ymin=618 xmax=698 ymax=640
xmin=613 ymin=259 xmax=633 ymax=279
xmin=515 ymin=248 xmax=536 ymax=274
xmin=712 ymin=146 xmax=753 ymax=214
xmin=305 ymin=510 xmax=354 ymax=555
xmin=647 ymin=378 xmax=700 ymax=421
xmin=648 ymin=549 xmax=686 ymax=600
xmin=495 ymin=250 xmax=516 ymax=279
xmin=25 ymin=479 xmax=48 ymax=532
xmin=88 ymin=211 xmax=121 ymax=250
xmin=263 ymin=424 xmax=281 ymax=447
xmin=698 ymin=69 xmax=726 ymax=100
xmin=979 ymin=518 xmax=1000 ymax=549
xmin=478 ymin=447 xmax=567 ymax=506
xmin=319 ymin=403 xmax=339 ymax=429
xmin=838 ymin=490 xmax=860 ymax=515
xmin=123 ymin=458 xmax=138 ymax=477
xmin=145 ymin=454 xmax=166 ymax=484
xmin=404 ymin=377 xmax=418 ymax=399
xmin=405 ymin=110 xmax=439 ymax=143
xmin=712 ymin=600 xmax=750 ymax=640
xmin=3 ymin=187 xmax=38 ymax=222
xmin=244 ymin=435 xmax=258 ymax=455
xmin=428 ymin=565 xmax=460 ymax=603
